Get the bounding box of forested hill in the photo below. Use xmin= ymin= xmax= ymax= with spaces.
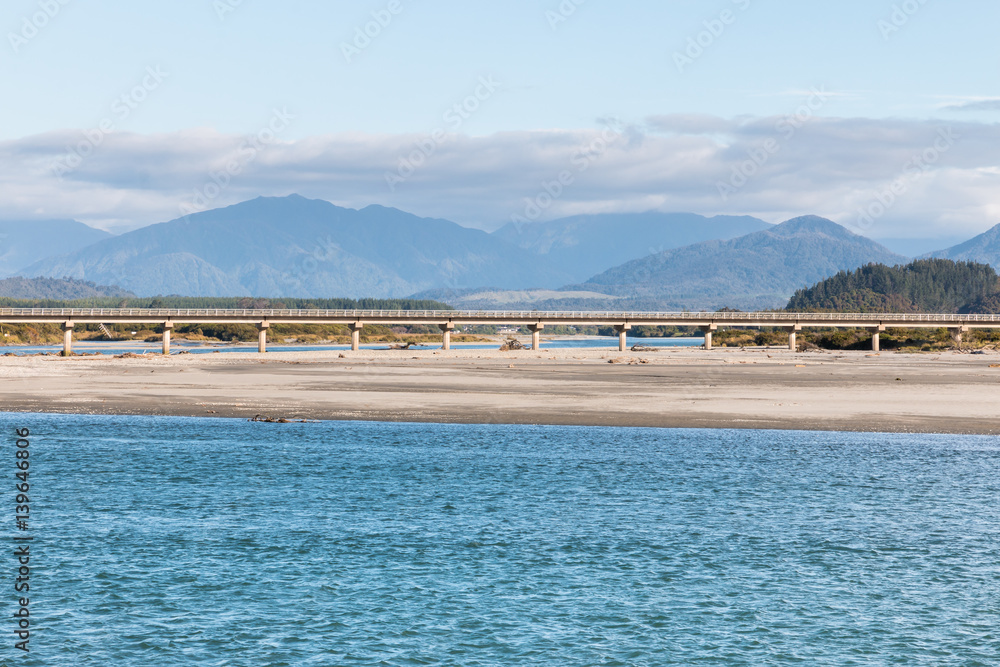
xmin=786 ymin=259 xmax=1000 ymax=313
xmin=0 ymin=277 xmax=134 ymax=300
xmin=0 ymin=294 xmax=453 ymax=310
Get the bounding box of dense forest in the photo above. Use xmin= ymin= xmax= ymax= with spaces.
xmin=786 ymin=259 xmax=1000 ymax=313
xmin=0 ymin=277 xmax=134 ymax=300
xmin=0 ymin=294 xmax=452 ymax=311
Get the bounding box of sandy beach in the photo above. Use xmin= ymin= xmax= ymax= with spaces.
xmin=2 ymin=343 xmax=999 ymax=435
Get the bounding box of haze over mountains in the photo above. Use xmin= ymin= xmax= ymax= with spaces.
xmin=928 ymin=224 xmax=1000 ymax=266
xmin=493 ymin=212 xmax=770 ymax=283
xmin=0 ymin=220 xmax=111 ymax=278
xmin=3 ymin=194 xmax=999 ymax=309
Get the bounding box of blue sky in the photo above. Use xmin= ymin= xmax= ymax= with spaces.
xmin=2 ymin=0 xmax=998 ymax=246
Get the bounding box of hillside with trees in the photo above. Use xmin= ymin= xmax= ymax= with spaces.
xmin=0 ymin=277 xmax=134 ymax=300
xmin=578 ymin=215 xmax=907 ymax=310
xmin=0 ymin=294 xmax=452 ymax=310
xmin=786 ymin=259 xmax=1000 ymax=313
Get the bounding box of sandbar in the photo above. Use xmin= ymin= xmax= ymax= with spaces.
xmin=1 ymin=345 xmax=999 ymax=435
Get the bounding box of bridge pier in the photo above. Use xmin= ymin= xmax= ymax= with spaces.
xmin=61 ymin=321 xmax=74 ymax=356
xmin=529 ymin=323 xmax=544 ymax=350
xmin=870 ymin=325 xmax=886 ymax=352
xmin=701 ymin=324 xmax=717 ymax=350
xmin=950 ymin=325 xmax=968 ymax=348
xmin=350 ymin=322 xmax=364 ymax=351
xmin=257 ymin=322 xmax=270 ymax=353
xmin=787 ymin=325 xmax=801 ymax=351
xmin=440 ymin=322 xmax=454 ymax=350
xmin=615 ymin=324 xmax=631 ymax=352
xmin=162 ymin=322 xmax=173 ymax=355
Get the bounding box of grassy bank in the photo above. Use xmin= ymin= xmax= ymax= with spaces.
xmin=0 ymin=322 xmax=491 ymax=347
xmin=712 ymin=327 xmax=1000 ymax=352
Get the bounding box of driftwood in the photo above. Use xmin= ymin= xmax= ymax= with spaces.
xmin=609 ymin=357 xmax=650 ymax=365
xmin=248 ymin=414 xmax=317 ymax=424
xmin=387 ymin=342 xmax=425 ymax=350
xmin=499 ymin=338 xmax=526 ymax=351
xmin=630 ymin=345 xmax=658 ymax=352
xmin=249 ymin=414 xmax=290 ymax=423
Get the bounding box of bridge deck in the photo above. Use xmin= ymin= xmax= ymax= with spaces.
xmin=1 ymin=308 xmax=998 ymax=326
xmin=0 ymin=309 xmax=992 ymax=355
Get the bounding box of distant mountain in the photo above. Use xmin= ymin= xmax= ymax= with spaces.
xmin=577 ymin=215 xmax=909 ymax=310
xmin=410 ymin=286 xmax=632 ymax=311
xmin=786 ymin=259 xmax=999 ymax=313
xmin=0 ymin=276 xmax=134 ymax=300
xmin=875 ymin=236 xmax=969 ymax=258
xmin=928 ymin=223 xmax=1000 ymax=268
xmin=492 ymin=212 xmax=771 ymax=282
xmin=22 ymin=195 xmax=572 ymax=298
xmin=0 ymin=219 xmax=112 ymax=278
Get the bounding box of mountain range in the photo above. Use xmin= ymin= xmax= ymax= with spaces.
xmin=928 ymin=225 xmax=1000 ymax=266
xmin=493 ymin=212 xmax=770 ymax=282
xmin=0 ymin=220 xmax=111 ymax=278
xmin=576 ymin=216 xmax=908 ymax=310
xmin=21 ymin=196 xmax=570 ymax=298
xmin=4 ymin=194 xmax=1000 ymax=309
xmin=12 ymin=196 xmax=778 ymax=300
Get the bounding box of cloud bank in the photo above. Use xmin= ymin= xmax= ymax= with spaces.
xmin=1 ymin=114 xmax=998 ymax=240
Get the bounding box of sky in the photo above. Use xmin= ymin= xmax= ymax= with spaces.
xmin=1 ymin=0 xmax=998 ymax=248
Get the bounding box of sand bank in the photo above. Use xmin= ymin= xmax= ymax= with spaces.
xmin=2 ymin=346 xmax=999 ymax=435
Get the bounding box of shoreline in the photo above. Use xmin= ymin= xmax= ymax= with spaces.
xmin=2 ymin=347 xmax=999 ymax=436
xmin=0 ymin=334 xmax=701 ymax=353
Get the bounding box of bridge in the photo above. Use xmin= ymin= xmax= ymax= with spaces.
xmin=2 ymin=308 xmax=998 ymax=355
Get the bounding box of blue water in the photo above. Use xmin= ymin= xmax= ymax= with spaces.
xmin=6 ymin=414 xmax=1000 ymax=665
xmin=0 ymin=337 xmax=704 ymax=356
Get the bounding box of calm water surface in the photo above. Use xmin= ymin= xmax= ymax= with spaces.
xmin=5 ymin=414 xmax=1000 ymax=665
xmin=0 ymin=337 xmax=703 ymax=356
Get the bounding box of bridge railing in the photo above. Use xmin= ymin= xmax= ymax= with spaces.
xmin=1 ymin=308 xmax=999 ymax=322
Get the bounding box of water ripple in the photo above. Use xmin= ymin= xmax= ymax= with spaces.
xmin=10 ymin=414 xmax=1000 ymax=665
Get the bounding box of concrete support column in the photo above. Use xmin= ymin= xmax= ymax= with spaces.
xmin=700 ymin=324 xmax=717 ymax=350
xmin=528 ymin=323 xmax=544 ymax=351
xmin=787 ymin=325 xmax=801 ymax=352
xmin=439 ymin=322 xmax=455 ymax=351
xmin=162 ymin=322 xmax=173 ymax=355
xmin=615 ymin=324 xmax=632 ymax=352
xmin=350 ymin=322 xmax=364 ymax=351
xmin=257 ymin=321 xmax=270 ymax=354
xmin=871 ymin=325 xmax=885 ymax=353
xmin=950 ymin=326 xmax=968 ymax=349
xmin=61 ymin=321 xmax=74 ymax=356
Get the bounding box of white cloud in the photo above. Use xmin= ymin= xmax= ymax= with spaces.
xmin=942 ymin=99 xmax=1000 ymax=112
xmin=0 ymin=116 xmax=998 ymax=240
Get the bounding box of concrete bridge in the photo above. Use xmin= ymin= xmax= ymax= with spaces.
xmin=1 ymin=308 xmax=997 ymax=355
